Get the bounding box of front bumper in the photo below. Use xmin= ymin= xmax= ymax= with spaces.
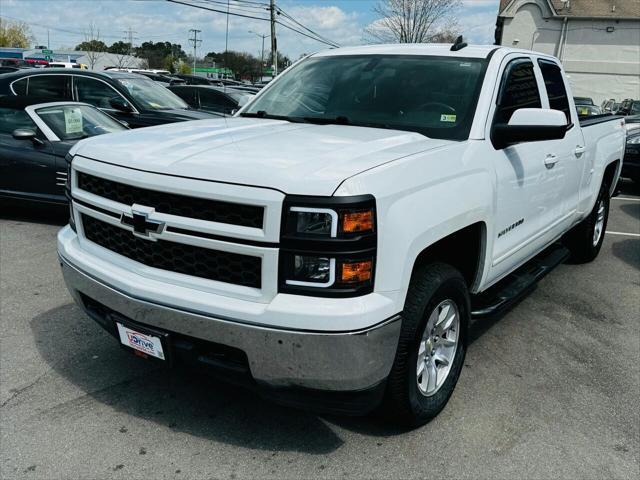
xmin=59 ymin=248 xmax=401 ymax=399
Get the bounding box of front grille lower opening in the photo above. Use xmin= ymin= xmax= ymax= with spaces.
xmin=81 ymin=214 xmax=262 ymax=288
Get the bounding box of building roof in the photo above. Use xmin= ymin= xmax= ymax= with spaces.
xmin=499 ymin=0 xmax=640 ymax=18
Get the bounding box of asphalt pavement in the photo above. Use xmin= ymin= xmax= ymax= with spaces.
xmin=1 ymin=181 xmax=638 ymax=479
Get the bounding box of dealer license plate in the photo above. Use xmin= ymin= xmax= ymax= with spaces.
xmin=116 ymin=322 xmax=166 ymax=360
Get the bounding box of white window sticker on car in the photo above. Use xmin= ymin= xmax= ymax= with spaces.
xmin=440 ymin=114 xmax=457 ymax=123
xmin=64 ymin=108 xmax=83 ymax=134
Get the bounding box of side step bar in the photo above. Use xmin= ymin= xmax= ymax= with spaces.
xmin=471 ymin=243 xmax=570 ymax=319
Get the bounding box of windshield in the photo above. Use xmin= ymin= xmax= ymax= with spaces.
xmin=243 ymin=54 xmax=488 ymax=140
xmin=116 ymin=77 xmax=189 ymax=110
xmin=36 ymin=104 xmax=126 ymax=141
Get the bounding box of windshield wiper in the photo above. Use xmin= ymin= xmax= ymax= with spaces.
xmin=240 ymin=110 xmax=304 ymax=122
xmin=302 ymin=116 xmax=350 ymax=125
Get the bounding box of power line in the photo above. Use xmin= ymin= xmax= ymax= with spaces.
xmin=164 ymin=0 xmax=339 ymax=48
xmin=275 ymin=7 xmax=340 ymax=48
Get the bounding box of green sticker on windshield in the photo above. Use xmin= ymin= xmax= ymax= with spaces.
xmin=64 ymin=108 xmax=83 ymax=134
xmin=440 ymin=114 xmax=457 ymax=123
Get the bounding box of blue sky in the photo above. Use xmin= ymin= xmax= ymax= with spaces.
xmin=1 ymin=0 xmax=501 ymax=58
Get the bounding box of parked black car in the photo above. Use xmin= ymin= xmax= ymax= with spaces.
xmin=137 ymin=72 xmax=186 ymax=86
xmin=622 ymin=119 xmax=640 ymax=184
xmin=616 ymin=99 xmax=640 ymax=117
xmin=573 ymin=96 xmax=595 ymax=106
xmin=167 ymin=85 xmax=253 ymax=115
xmin=0 ymin=96 xmax=127 ymax=204
xmin=0 ymin=58 xmax=33 ymax=74
xmin=0 ymin=69 xmax=220 ymax=128
xmin=172 ymin=74 xmax=214 ymax=85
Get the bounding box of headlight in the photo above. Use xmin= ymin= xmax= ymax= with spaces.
xmin=627 ymin=135 xmax=640 ymax=145
xmin=286 ymin=256 xmax=335 ymax=286
xmin=289 ymin=207 xmax=337 ymax=236
xmin=279 ymin=195 xmax=376 ymax=297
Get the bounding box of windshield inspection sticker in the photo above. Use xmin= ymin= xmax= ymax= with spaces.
xmin=64 ymin=108 xmax=83 ymax=134
xmin=440 ymin=114 xmax=457 ymax=123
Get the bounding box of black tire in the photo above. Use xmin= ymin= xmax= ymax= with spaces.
xmin=564 ymin=180 xmax=610 ymax=263
xmin=383 ymin=262 xmax=469 ymax=427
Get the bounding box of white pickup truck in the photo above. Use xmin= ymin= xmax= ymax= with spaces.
xmin=58 ymin=43 xmax=625 ymax=426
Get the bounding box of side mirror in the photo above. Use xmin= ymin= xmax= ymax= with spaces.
xmin=109 ymin=96 xmax=134 ymax=113
xmin=492 ymin=108 xmax=568 ymax=150
xmin=12 ymin=128 xmax=37 ymax=140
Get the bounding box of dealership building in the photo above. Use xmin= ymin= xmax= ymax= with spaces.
xmin=495 ymin=0 xmax=640 ymax=105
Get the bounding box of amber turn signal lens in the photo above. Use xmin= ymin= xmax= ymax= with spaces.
xmin=342 ymin=210 xmax=374 ymax=233
xmin=341 ymin=260 xmax=372 ymax=284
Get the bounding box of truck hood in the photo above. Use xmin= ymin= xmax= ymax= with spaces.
xmin=71 ymin=117 xmax=453 ymax=195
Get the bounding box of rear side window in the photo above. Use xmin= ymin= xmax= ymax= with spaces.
xmin=494 ymin=59 xmax=541 ymax=124
xmin=538 ymin=60 xmax=571 ymax=122
xmin=26 ymin=75 xmax=71 ymax=99
xmin=11 ymin=78 xmax=27 ymax=95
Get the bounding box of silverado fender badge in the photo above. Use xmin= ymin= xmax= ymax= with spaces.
xmin=121 ymin=206 xmax=165 ymax=239
xmin=498 ymin=218 xmax=524 ymax=238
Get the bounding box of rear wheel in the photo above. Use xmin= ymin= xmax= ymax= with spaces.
xmin=383 ymin=263 xmax=469 ymax=427
xmin=564 ymin=181 xmax=610 ymax=263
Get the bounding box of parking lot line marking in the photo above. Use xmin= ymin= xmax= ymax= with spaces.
xmin=612 ymin=197 xmax=640 ymax=202
xmin=607 ymin=231 xmax=640 ymax=237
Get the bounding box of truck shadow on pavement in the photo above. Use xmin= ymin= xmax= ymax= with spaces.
xmin=30 ymin=303 xmax=347 ymax=454
xmin=1 ymin=202 xmax=68 ymax=226
xmin=30 ymin=301 xmax=512 ymax=443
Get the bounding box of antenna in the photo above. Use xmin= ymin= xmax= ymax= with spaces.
xmin=450 ymin=35 xmax=468 ymax=52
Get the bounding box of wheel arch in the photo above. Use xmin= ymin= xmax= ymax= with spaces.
xmin=603 ymin=159 xmax=621 ymax=196
xmin=409 ymin=222 xmax=487 ymax=294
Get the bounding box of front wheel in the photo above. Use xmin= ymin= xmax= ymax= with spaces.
xmin=564 ymin=181 xmax=610 ymax=263
xmin=383 ymin=263 xmax=469 ymax=427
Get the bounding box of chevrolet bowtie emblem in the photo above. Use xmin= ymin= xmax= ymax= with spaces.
xmin=121 ymin=210 xmax=164 ymax=237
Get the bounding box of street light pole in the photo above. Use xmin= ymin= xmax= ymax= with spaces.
xmin=249 ymin=31 xmax=269 ymax=82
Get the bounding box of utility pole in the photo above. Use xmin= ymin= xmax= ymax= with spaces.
xmin=47 ymin=29 xmax=50 ymax=49
xmin=123 ymin=27 xmax=138 ymax=56
xmin=269 ymin=0 xmax=277 ymax=77
xmin=189 ymin=29 xmax=202 ymax=73
xmin=224 ymin=0 xmax=230 ymax=78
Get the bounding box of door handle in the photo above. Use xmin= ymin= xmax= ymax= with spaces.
xmin=574 ymin=145 xmax=586 ymax=157
xmin=544 ymin=154 xmax=559 ymax=169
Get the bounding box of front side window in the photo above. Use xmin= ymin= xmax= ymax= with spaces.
xmin=243 ymin=54 xmax=488 ymax=140
xmin=0 ymin=108 xmax=37 ymax=135
xmin=75 ymin=77 xmax=122 ymax=109
xmin=35 ymin=104 xmax=126 ymax=141
xmin=494 ymin=59 xmax=541 ymax=124
xmin=116 ymin=77 xmax=189 ymax=110
xmin=538 ymin=59 xmax=571 ymax=122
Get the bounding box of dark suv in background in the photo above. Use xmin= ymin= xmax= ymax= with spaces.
xmin=0 ymin=69 xmax=221 ymax=127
